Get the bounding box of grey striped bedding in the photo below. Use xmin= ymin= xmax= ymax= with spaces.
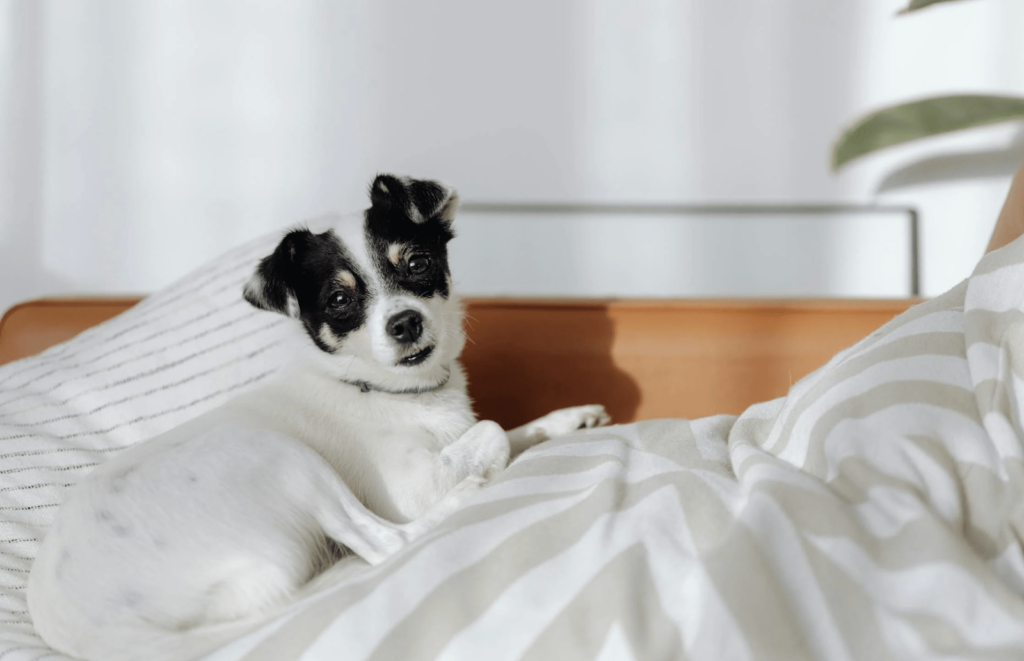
xmin=4 ymin=220 xmax=1024 ymax=660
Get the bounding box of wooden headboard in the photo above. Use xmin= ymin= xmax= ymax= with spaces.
xmin=0 ymin=297 xmax=917 ymax=427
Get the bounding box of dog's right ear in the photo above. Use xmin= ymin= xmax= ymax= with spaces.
xmin=242 ymin=229 xmax=309 ymax=317
xmin=369 ymin=174 xmax=459 ymax=228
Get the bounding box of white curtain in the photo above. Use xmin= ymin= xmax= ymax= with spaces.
xmin=1 ymin=0 xmax=1021 ymax=313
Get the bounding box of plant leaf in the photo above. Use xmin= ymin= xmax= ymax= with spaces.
xmin=899 ymin=0 xmax=973 ymax=14
xmin=832 ymin=94 xmax=1024 ymax=170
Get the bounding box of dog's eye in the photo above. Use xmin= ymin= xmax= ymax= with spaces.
xmin=328 ymin=291 xmax=352 ymax=309
xmin=408 ymin=256 xmax=431 ymax=275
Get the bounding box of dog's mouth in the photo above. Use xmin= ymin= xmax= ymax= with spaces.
xmin=398 ymin=345 xmax=434 ymax=367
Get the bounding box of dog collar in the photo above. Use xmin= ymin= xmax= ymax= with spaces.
xmin=340 ymin=368 xmax=451 ymax=396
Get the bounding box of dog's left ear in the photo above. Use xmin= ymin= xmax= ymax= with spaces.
xmin=369 ymin=174 xmax=459 ymax=228
xmin=242 ymin=229 xmax=311 ymax=317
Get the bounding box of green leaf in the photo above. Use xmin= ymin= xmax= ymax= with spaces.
xmin=832 ymin=94 xmax=1024 ymax=170
xmin=899 ymin=0 xmax=973 ymax=14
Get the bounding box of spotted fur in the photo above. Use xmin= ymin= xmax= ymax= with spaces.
xmin=28 ymin=174 xmax=610 ymax=661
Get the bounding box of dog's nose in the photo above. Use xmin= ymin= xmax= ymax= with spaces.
xmin=386 ymin=310 xmax=423 ymax=344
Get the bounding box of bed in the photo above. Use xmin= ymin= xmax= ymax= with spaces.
xmin=3 ymin=214 xmax=1024 ymax=660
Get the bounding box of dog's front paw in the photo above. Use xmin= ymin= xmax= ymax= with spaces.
xmin=527 ymin=405 xmax=611 ymax=442
xmin=453 ymin=419 xmax=511 ymax=480
xmin=570 ymin=404 xmax=612 ymax=431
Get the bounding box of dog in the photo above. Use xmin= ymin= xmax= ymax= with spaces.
xmin=27 ymin=175 xmax=610 ymax=661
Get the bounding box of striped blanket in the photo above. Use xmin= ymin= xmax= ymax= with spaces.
xmin=2 ymin=223 xmax=1024 ymax=660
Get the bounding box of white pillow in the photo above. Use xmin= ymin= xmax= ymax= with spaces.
xmin=0 ymin=219 xmax=332 ymax=659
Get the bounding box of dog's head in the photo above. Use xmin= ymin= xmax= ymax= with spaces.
xmin=242 ymin=174 xmax=463 ymax=392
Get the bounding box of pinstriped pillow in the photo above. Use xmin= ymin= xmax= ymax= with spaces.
xmin=0 ymin=219 xmax=338 ymax=660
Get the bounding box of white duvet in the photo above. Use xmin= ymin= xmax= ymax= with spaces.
xmin=3 ymin=222 xmax=1024 ymax=660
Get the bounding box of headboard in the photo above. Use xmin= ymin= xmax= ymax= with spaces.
xmin=0 ymin=297 xmax=917 ymax=427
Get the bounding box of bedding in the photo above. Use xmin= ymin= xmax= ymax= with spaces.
xmin=3 ymin=220 xmax=1024 ymax=660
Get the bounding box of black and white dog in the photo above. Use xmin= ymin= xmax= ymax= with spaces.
xmin=28 ymin=175 xmax=609 ymax=661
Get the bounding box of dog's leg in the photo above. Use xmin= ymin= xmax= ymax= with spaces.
xmin=309 ymin=440 xmax=496 ymax=565
xmin=506 ymin=405 xmax=610 ymax=455
xmin=436 ymin=419 xmax=511 ymax=482
xmin=309 ymin=475 xmax=467 ymax=566
xmin=389 ymin=472 xmax=486 ymax=543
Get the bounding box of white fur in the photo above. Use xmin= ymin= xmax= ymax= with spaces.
xmin=27 ymin=370 xmax=499 ymax=661
xmin=28 ymin=207 xmax=610 ymax=661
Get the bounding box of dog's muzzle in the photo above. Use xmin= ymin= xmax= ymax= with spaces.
xmin=387 ymin=310 xmax=423 ymax=345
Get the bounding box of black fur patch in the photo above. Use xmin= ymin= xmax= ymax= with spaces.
xmin=365 ymin=175 xmax=455 ymax=298
xmin=244 ymin=228 xmax=370 ymax=352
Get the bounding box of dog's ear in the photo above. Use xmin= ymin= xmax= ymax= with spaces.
xmin=242 ymin=229 xmax=310 ymax=317
xmin=369 ymin=174 xmax=459 ymax=228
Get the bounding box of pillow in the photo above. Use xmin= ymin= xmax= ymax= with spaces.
xmin=0 ymin=218 xmax=336 ymax=659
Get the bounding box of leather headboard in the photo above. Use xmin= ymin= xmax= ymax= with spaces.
xmin=0 ymin=297 xmax=917 ymax=426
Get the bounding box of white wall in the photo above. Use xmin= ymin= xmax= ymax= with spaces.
xmin=1 ymin=0 xmax=1023 ymax=312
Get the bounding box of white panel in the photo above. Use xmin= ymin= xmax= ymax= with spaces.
xmin=450 ymin=209 xmax=913 ymax=298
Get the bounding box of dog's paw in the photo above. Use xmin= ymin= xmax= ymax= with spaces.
xmin=452 ymin=419 xmax=511 ymax=480
xmin=529 ymin=405 xmax=611 ymax=441
xmin=571 ymin=404 xmax=612 ymax=430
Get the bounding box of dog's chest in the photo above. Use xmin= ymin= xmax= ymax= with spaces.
xmin=232 ymin=370 xmax=476 ymax=508
xmin=313 ymin=389 xmax=472 ymax=451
